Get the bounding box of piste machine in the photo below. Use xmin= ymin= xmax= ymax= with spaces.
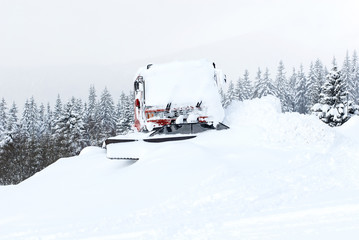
xmin=104 ymin=60 xmax=229 ymax=160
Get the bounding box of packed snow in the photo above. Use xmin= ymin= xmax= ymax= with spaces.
xmin=1 ymin=96 xmax=359 ymax=239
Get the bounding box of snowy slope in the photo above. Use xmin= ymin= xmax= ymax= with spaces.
xmin=1 ymin=96 xmax=359 ymax=239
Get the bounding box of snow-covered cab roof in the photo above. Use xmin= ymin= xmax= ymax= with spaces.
xmin=136 ymin=59 xmax=225 ymax=123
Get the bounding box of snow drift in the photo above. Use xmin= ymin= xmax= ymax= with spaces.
xmin=1 ymin=96 xmax=359 ymax=240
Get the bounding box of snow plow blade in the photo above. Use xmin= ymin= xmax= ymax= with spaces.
xmin=104 ymin=135 xmax=195 ymax=160
xmin=104 ymin=122 xmax=229 ymax=160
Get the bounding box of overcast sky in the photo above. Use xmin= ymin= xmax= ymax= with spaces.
xmin=1 ymin=0 xmax=359 ymax=106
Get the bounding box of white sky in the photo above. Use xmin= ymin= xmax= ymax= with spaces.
xmin=0 ymin=0 xmax=359 ymax=106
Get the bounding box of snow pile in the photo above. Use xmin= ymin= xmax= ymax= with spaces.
xmin=137 ymin=59 xmax=225 ymax=123
xmin=336 ymin=116 xmax=359 ymax=143
xmin=225 ymin=95 xmax=336 ymax=149
xmin=1 ymin=96 xmax=359 ymax=239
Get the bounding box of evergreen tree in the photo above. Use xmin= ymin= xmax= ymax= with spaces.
xmin=39 ymin=103 xmax=55 ymax=166
xmin=294 ymin=65 xmax=308 ymax=114
xmin=116 ymin=92 xmax=134 ymax=134
xmin=274 ymin=61 xmax=285 ymax=98
xmin=54 ymin=98 xmax=86 ymax=155
xmin=314 ymin=59 xmax=325 ymax=92
xmin=288 ymin=68 xmax=297 ymax=112
xmin=44 ymin=103 xmax=53 ymax=135
xmin=51 ymin=95 xmax=64 ymax=159
xmin=19 ymin=97 xmax=42 ymax=177
xmin=85 ymin=85 xmax=100 ymax=145
xmin=97 ymin=87 xmax=117 ymax=141
xmin=243 ymin=70 xmax=253 ymax=100
xmin=352 ymin=51 xmax=359 ymax=104
xmin=20 ymin=97 xmax=40 ymax=139
xmin=0 ymin=98 xmax=7 ymax=128
xmin=53 ymin=94 xmax=63 ymax=120
xmin=224 ymin=81 xmax=235 ymax=107
xmin=115 ymin=97 xmax=124 ymax=134
xmin=1 ymin=101 xmax=22 ymax=184
xmin=275 ymin=61 xmax=291 ymax=111
xmin=313 ymin=66 xmax=350 ymax=126
xmin=0 ymin=98 xmax=9 ymax=150
xmin=253 ymin=68 xmax=276 ymax=99
xmin=252 ymin=68 xmax=262 ymax=99
xmin=306 ymin=62 xmax=321 ymax=112
xmin=0 ymin=99 xmax=9 ymax=183
xmin=235 ymin=76 xmax=244 ymax=101
xmin=7 ymin=102 xmax=19 ymax=134
xmin=235 ymin=70 xmax=252 ymax=101
xmin=38 ymin=103 xmax=47 ymax=136
xmin=341 ymin=51 xmax=351 ymax=101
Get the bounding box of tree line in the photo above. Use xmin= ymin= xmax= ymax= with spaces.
xmin=0 ymin=86 xmax=134 ymax=185
xmin=222 ymin=51 xmax=359 ymax=126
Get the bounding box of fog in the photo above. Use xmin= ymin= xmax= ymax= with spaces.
xmin=0 ymin=0 xmax=358 ymax=106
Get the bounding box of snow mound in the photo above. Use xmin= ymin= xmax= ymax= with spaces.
xmin=79 ymin=146 xmax=104 ymax=156
xmin=335 ymin=116 xmax=359 ymax=143
xmin=225 ymin=95 xmax=336 ymax=149
xmin=225 ymin=95 xmax=282 ymax=125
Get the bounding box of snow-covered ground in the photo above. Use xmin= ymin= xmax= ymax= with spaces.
xmin=1 ymin=96 xmax=359 ymax=240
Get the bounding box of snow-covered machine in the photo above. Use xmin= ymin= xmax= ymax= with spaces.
xmin=104 ymin=60 xmax=229 ymax=160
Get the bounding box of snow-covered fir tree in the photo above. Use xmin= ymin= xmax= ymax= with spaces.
xmin=0 ymin=101 xmax=21 ymax=184
xmin=253 ymin=68 xmax=276 ymax=99
xmin=53 ymin=95 xmax=63 ymax=120
xmin=7 ymin=102 xmax=18 ymax=134
xmin=19 ymin=97 xmax=43 ymax=175
xmin=235 ymin=76 xmax=244 ymax=102
xmin=44 ymin=103 xmax=53 ymax=134
xmin=85 ymin=85 xmax=101 ymax=145
xmin=314 ymin=59 xmax=325 ymax=93
xmin=97 ymin=87 xmax=117 ymax=140
xmin=312 ymin=65 xmax=350 ymax=126
xmin=0 ymin=99 xmax=8 ymax=180
xmin=252 ymin=68 xmax=262 ymax=99
xmin=288 ymin=68 xmax=297 ymax=112
xmin=54 ymin=98 xmax=86 ymax=155
xmin=116 ymin=92 xmax=134 ymax=134
xmin=0 ymin=98 xmax=7 ymax=131
xmin=341 ymin=51 xmax=351 ymax=101
xmin=224 ymin=81 xmax=235 ymax=107
xmin=38 ymin=103 xmax=47 ymax=136
xmin=38 ymin=103 xmax=56 ymax=165
xmin=306 ymin=62 xmax=321 ymax=112
xmin=235 ymin=70 xmax=252 ymax=101
xmin=274 ymin=61 xmax=285 ymax=102
xmin=0 ymin=99 xmax=9 ymax=151
xmin=20 ymin=97 xmax=40 ymax=139
xmin=275 ymin=61 xmax=292 ymax=112
xmin=294 ymin=65 xmax=308 ymax=114
xmin=351 ymin=51 xmax=359 ymax=104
